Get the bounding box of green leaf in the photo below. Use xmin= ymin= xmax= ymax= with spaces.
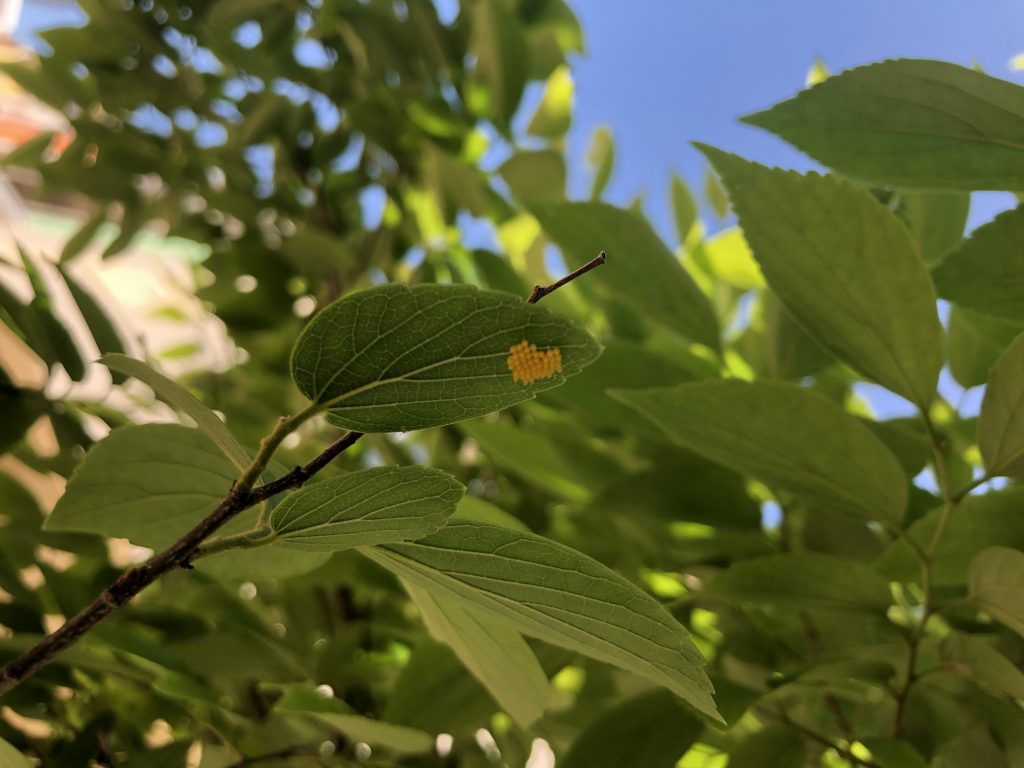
xmin=401 ymin=577 xmax=548 ymax=728
xmin=878 ymin=488 xmax=1024 ymax=586
xmin=60 ymin=210 xmax=107 ymax=263
xmin=0 ymin=737 xmax=32 ymax=768
xmin=559 ymin=689 xmax=703 ymax=768
xmin=933 ymin=207 xmax=1024 ymax=324
xmin=101 ymin=354 xmax=251 ymax=473
xmin=57 ymin=267 xmax=128 ymax=381
xmin=702 ymin=553 xmax=892 ymax=613
xmin=587 ymin=126 xmax=614 ymax=200
xmin=860 ymin=738 xmax=928 ymax=768
xmin=468 ymin=0 xmax=527 ymax=122
xmin=46 ymin=424 xmax=235 ymax=548
xmin=704 ymin=167 xmax=730 ymax=218
xmin=528 ymin=64 xmax=573 ymax=138
xmin=947 ymin=308 xmax=1022 ymax=389
xmin=742 ymin=59 xmax=1024 ymax=190
xmin=671 ymin=174 xmax=698 ymax=244
xmin=701 ymin=227 xmax=764 ymax=290
xmin=941 ymin=632 xmax=1024 ymax=700
xmin=898 ymin=191 xmax=970 ymax=266
xmin=729 ymin=726 xmax=806 ymax=768
xmin=969 ymin=546 xmax=1024 ymax=638
xmin=461 ymin=417 xmax=588 ymax=500
xmin=613 ymin=381 xmax=907 ymax=524
xmin=273 ymin=684 xmax=433 ymax=754
xmin=979 ymin=332 xmax=1024 ymax=479
xmin=268 ymin=467 xmax=464 ymax=550
xmin=361 ymin=520 xmax=720 ymax=721
xmin=529 ymin=202 xmax=720 ymax=349
xmin=499 ymin=149 xmax=566 ymax=202
xmin=453 ymin=494 xmax=530 ymax=532
xmin=290 ymin=283 xmax=600 ymax=432
xmin=699 ymin=146 xmax=943 ymax=407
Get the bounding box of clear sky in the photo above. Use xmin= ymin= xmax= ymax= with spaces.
xmin=563 ymin=1 xmax=1024 ymax=237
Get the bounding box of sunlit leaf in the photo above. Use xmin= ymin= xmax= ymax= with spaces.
xmin=291 ymin=284 xmax=600 ymax=432
xmin=700 ymin=145 xmax=943 ymax=407
xmin=362 ymin=520 xmax=720 ymax=721
xmin=269 ymin=467 xmax=463 ymax=550
xmin=744 ymin=59 xmax=1024 ymax=190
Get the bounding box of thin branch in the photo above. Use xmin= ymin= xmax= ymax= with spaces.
xmin=771 ymin=711 xmax=882 ymax=768
xmin=528 ymin=251 xmax=607 ymax=304
xmin=0 ymin=430 xmax=363 ymax=697
xmin=0 ymin=254 xmax=608 ymax=697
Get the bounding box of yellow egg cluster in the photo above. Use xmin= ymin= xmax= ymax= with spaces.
xmin=507 ymin=341 xmax=563 ymax=385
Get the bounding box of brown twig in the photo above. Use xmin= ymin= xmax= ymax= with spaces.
xmin=0 ymin=431 xmax=363 ymax=697
xmin=528 ymin=251 xmax=607 ymax=304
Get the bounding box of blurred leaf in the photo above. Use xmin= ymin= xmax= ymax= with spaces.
xmin=587 ymin=126 xmax=614 ymax=200
xmin=743 ymin=59 xmax=1024 ymax=190
xmin=101 ymin=354 xmax=251 ymax=472
xmin=499 ymin=149 xmax=566 ymax=202
xmin=704 ymin=168 xmax=730 ymax=218
xmin=46 ymin=424 xmax=235 ymax=548
xmin=269 ymin=467 xmax=463 ymax=550
xmin=60 ymin=210 xmax=107 ymax=263
xmin=57 ymin=266 xmax=128 ymax=380
xmin=941 ymin=632 xmax=1024 ymax=699
xmin=701 ymin=227 xmax=764 ymax=290
xmin=292 ymin=284 xmax=600 ymax=432
xmin=978 ymin=332 xmax=1024 ymax=478
xmin=701 ymin=146 xmax=943 ymax=407
xmin=671 ymin=174 xmax=698 ymax=245
xmin=860 ymin=738 xmax=928 ymax=768
xmin=969 ymin=546 xmax=1024 ymax=638
xmin=468 ymin=0 xmax=527 ymax=122
xmin=402 ymin=578 xmax=548 ymax=728
xmin=530 ymin=202 xmax=720 ymax=349
xmin=614 ymin=381 xmax=907 ymax=523
xmin=947 ymin=308 xmax=1022 ymax=389
xmin=729 ymin=726 xmax=806 ymax=768
xmin=898 ymin=191 xmax=970 ymax=266
xmin=528 ymin=64 xmax=573 ymax=138
xmin=273 ymin=684 xmax=434 ymax=754
xmin=0 ymin=737 xmax=33 ymax=768
xmin=363 ymin=520 xmax=721 ymax=721
xmin=703 ymin=552 xmax=892 ymax=613
xmin=933 ymin=207 xmax=1024 ymax=324
xmin=560 ymin=689 xmax=703 ymax=768
xmin=878 ymin=489 xmax=1024 ymax=585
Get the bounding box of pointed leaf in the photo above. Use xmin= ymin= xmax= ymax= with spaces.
xmin=979 ymin=332 xmax=1024 ymax=479
xmin=361 ymin=520 xmax=720 ymax=721
xmin=59 ymin=269 xmax=128 ymax=381
xmin=612 ymin=381 xmax=907 ymax=523
xmin=46 ymin=424 xmax=235 ymax=548
xmin=268 ymin=467 xmax=463 ymax=551
xmin=671 ymin=174 xmax=698 ymax=244
xmin=101 ymin=354 xmax=250 ymax=472
xmin=587 ymin=126 xmax=614 ymax=200
xmin=529 ymin=201 xmax=719 ymax=348
xmin=402 ymin=578 xmax=548 ymax=728
xmin=699 ymin=146 xmax=943 ymax=406
xmin=969 ymin=546 xmax=1024 ymax=638
xmin=933 ymin=207 xmax=1024 ymax=324
xmin=947 ymin=308 xmax=1022 ymax=389
xmin=290 ymin=284 xmax=600 ymax=433
xmin=742 ymin=59 xmax=1024 ymax=190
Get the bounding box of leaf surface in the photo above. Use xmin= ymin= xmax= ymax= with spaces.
xmin=743 ymin=59 xmax=1024 ymax=190
xmin=613 ymin=381 xmax=907 ymax=524
xmin=290 ymin=284 xmax=600 ymax=432
xmin=361 ymin=520 xmax=720 ymax=721
xmin=269 ymin=467 xmax=463 ymax=551
xmin=699 ymin=146 xmax=943 ymax=406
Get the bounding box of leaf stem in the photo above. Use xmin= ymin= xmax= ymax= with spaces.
xmin=527 ymin=251 xmax=607 ymax=304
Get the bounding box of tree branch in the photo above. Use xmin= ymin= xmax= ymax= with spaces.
xmin=0 ymin=252 xmax=605 ymax=697
xmin=0 ymin=430 xmax=364 ymax=697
